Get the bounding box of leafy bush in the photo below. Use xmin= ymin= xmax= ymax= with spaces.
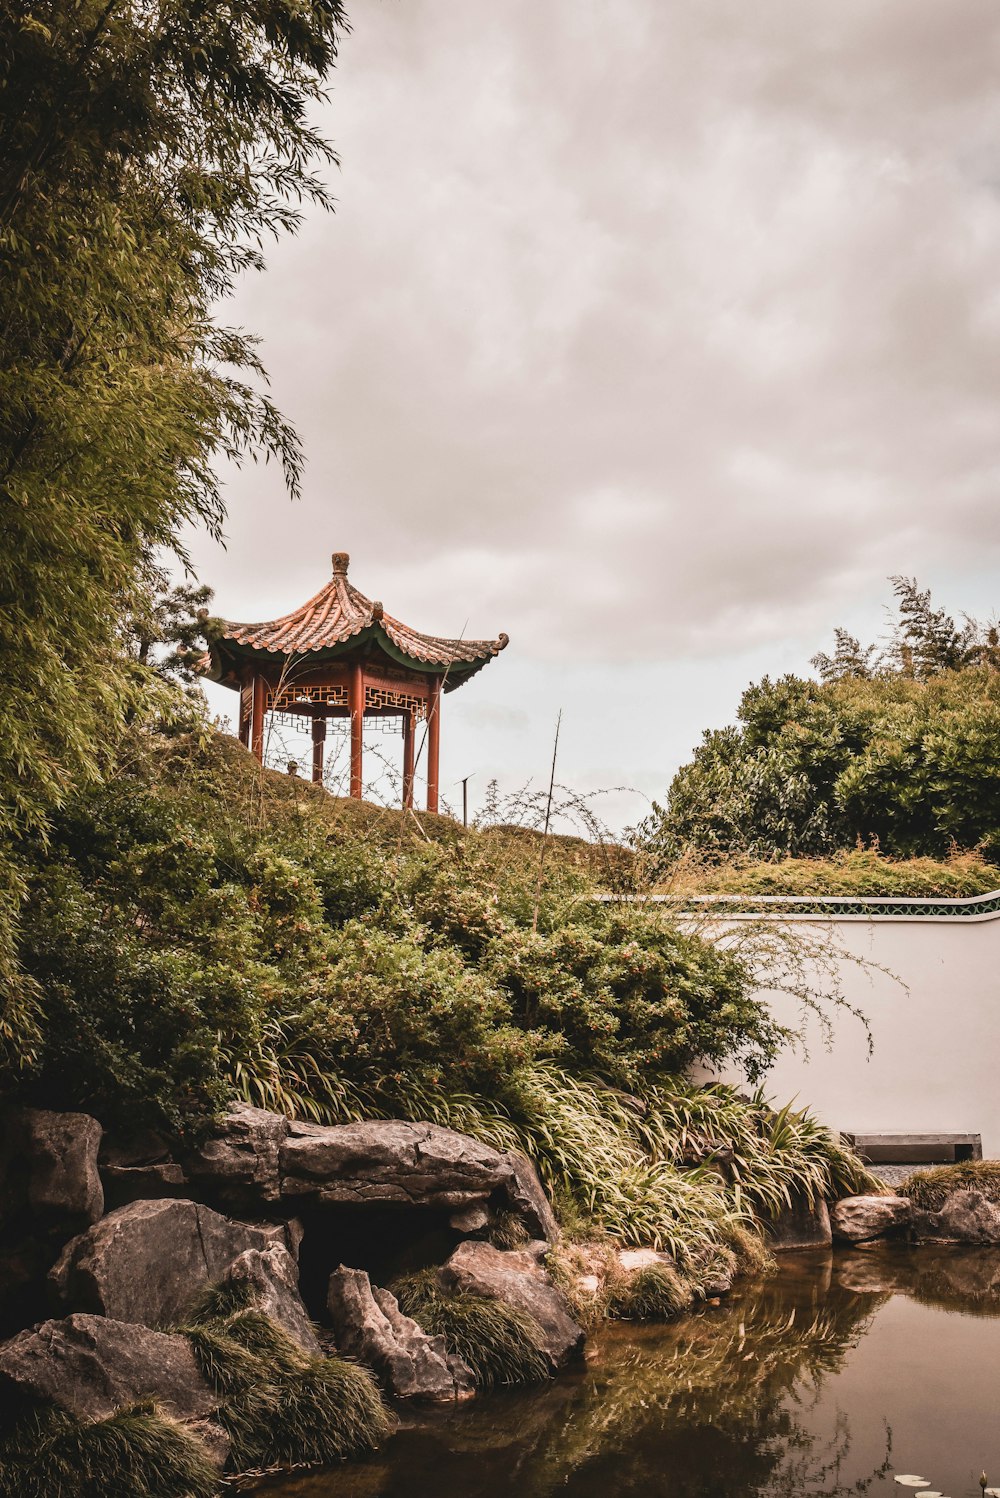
xmin=9 ymin=726 xmax=783 ymax=1140
xmin=393 ymin=1271 xmax=550 ymax=1389
xmin=642 ymin=667 xmax=1000 ymax=866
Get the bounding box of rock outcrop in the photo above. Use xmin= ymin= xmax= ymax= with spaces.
xmin=499 ymin=1152 xmax=561 ymax=1244
xmin=0 ymin=1313 xmax=215 ymax=1423
xmin=913 ymin=1189 xmax=1000 ymax=1244
xmin=183 ymin=1104 xmax=285 ymax=1207
xmin=437 ymin=1240 xmax=585 ymax=1369
xmin=50 ymin=1198 xmax=286 ymax=1326
xmin=223 ymin=1244 xmax=322 ymax=1357
xmin=3 ymin=1107 xmax=104 ymax=1230
xmin=766 ymin=1194 xmax=832 ymax=1251
xmin=281 ymin=1118 xmax=512 ymax=1209
xmin=830 ymin=1195 xmax=911 ymax=1244
xmin=327 ymin=1266 xmax=476 ymax=1401
xmin=179 ymin=1107 xmax=558 ymax=1243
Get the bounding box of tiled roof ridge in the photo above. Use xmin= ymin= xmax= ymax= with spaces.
xmin=215 ymin=552 xmax=508 ymax=668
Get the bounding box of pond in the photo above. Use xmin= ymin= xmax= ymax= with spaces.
xmin=256 ymin=1248 xmax=1000 ymax=1498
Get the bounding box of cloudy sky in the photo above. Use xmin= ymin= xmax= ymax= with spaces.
xmin=188 ymin=0 xmax=1000 ymax=829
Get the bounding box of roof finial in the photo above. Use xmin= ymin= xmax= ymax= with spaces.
xmin=332 ymin=552 xmax=350 ymax=575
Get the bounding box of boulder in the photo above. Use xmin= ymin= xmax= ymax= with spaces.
xmin=223 ymin=1245 xmax=322 ymax=1358
xmin=280 ymin=1119 xmax=513 ymax=1210
xmin=50 ymin=1198 xmax=285 ymax=1326
xmin=179 ymin=1109 xmax=560 ymax=1246
xmin=0 ymin=1314 xmax=215 ymax=1424
xmin=327 ymin=1266 xmax=475 ymax=1401
xmin=765 ymin=1194 xmax=832 ymax=1251
xmin=499 ymin=1152 xmax=560 ymax=1244
xmin=437 ymin=1240 xmax=584 ymax=1369
xmin=913 ymin=1188 xmax=1000 ymax=1244
xmin=831 ymin=1194 xmax=911 ymax=1244
xmin=183 ymin=1104 xmax=288 ymax=1206
xmin=13 ymin=1108 xmax=104 ymax=1229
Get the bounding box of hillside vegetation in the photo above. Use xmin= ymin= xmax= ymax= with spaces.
xmin=660 ymin=848 xmax=998 ymax=899
xmin=5 ymin=720 xmax=876 ymax=1262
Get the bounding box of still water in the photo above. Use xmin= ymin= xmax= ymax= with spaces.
xmin=259 ymin=1248 xmax=1000 ymax=1498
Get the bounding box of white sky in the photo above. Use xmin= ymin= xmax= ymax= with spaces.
xmin=185 ymin=0 xmax=1000 ymax=831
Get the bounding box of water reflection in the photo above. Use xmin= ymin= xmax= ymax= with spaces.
xmin=256 ymin=1249 xmax=1000 ymax=1498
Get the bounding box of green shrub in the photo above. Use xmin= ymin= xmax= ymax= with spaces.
xmin=393 ymin=1271 xmax=550 ymax=1389
xmin=0 ymin=1402 xmax=218 ymax=1498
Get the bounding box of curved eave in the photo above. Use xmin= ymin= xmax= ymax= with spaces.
xmin=204 ymin=624 xmax=505 ymax=691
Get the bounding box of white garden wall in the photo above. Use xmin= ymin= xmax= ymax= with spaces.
xmin=689 ymin=903 xmax=1000 ymax=1157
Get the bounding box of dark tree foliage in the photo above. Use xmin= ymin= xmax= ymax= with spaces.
xmin=644 ymin=580 xmax=1000 ymax=868
xmin=0 ymin=0 xmax=347 ymax=974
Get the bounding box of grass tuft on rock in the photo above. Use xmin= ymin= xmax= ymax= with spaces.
xmin=393 ymin=1270 xmax=550 ymax=1390
xmin=181 ymin=1296 xmax=389 ymax=1473
xmin=220 ymin=1359 xmax=389 ymax=1472
xmin=604 ymin=1262 xmax=694 ymax=1321
xmin=0 ymin=1400 xmax=218 ymax=1498
xmin=900 ymin=1160 xmax=1000 ymax=1211
xmin=489 ymin=1209 xmax=531 ymax=1250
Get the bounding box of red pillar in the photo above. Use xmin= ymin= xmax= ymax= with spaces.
xmin=349 ymin=663 xmax=364 ymax=799
xmin=311 ymin=717 xmax=326 ymax=785
xmin=238 ymin=678 xmax=251 ymax=747
xmin=426 ymin=677 xmax=441 ymax=814
xmin=402 ymin=711 xmax=415 ymax=809
xmin=250 ymin=674 xmax=266 ymax=762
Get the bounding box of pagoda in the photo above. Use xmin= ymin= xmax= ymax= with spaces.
xmin=203 ymin=552 xmax=508 ymax=812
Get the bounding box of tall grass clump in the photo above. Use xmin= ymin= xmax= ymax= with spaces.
xmin=181 ymin=1297 xmax=389 ymax=1472
xmin=604 ymin=1261 xmax=694 ymax=1321
xmin=900 ymin=1160 xmax=1000 ymax=1211
xmin=393 ymin=1270 xmax=550 ymax=1389
xmin=0 ymin=1401 xmax=218 ymax=1498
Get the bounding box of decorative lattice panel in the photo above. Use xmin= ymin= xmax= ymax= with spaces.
xmin=267 ymin=684 xmax=348 ymax=713
xmin=365 ymin=684 xmax=427 ymax=718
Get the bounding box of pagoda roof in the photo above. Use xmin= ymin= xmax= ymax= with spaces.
xmin=205 ymin=552 xmax=508 ymax=691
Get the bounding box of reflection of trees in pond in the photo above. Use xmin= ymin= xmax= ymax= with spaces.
xmin=503 ymin=1271 xmax=894 ymax=1498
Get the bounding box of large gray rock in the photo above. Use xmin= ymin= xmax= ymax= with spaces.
xmin=437 ymin=1240 xmax=584 ymax=1369
xmin=765 ymin=1195 xmax=832 ymax=1251
xmin=913 ymin=1189 xmax=1000 ymax=1244
xmin=50 ymin=1198 xmax=284 ymax=1326
xmin=281 ymin=1119 xmax=513 ymax=1209
xmin=223 ymin=1245 xmax=322 ymax=1358
xmin=184 ymin=1104 xmax=287 ymax=1206
xmin=0 ymin=1314 xmax=215 ymax=1423
xmin=831 ymin=1194 xmax=911 ymax=1244
xmin=180 ymin=1109 xmax=560 ymax=1245
xmin=327 ymin=1266 xmax=475 ymax=1401
xmin=13 ymin=1108 xmax=104 ymax=1229
xmin=500 ymin=1152 xmax=560 ymax=1244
